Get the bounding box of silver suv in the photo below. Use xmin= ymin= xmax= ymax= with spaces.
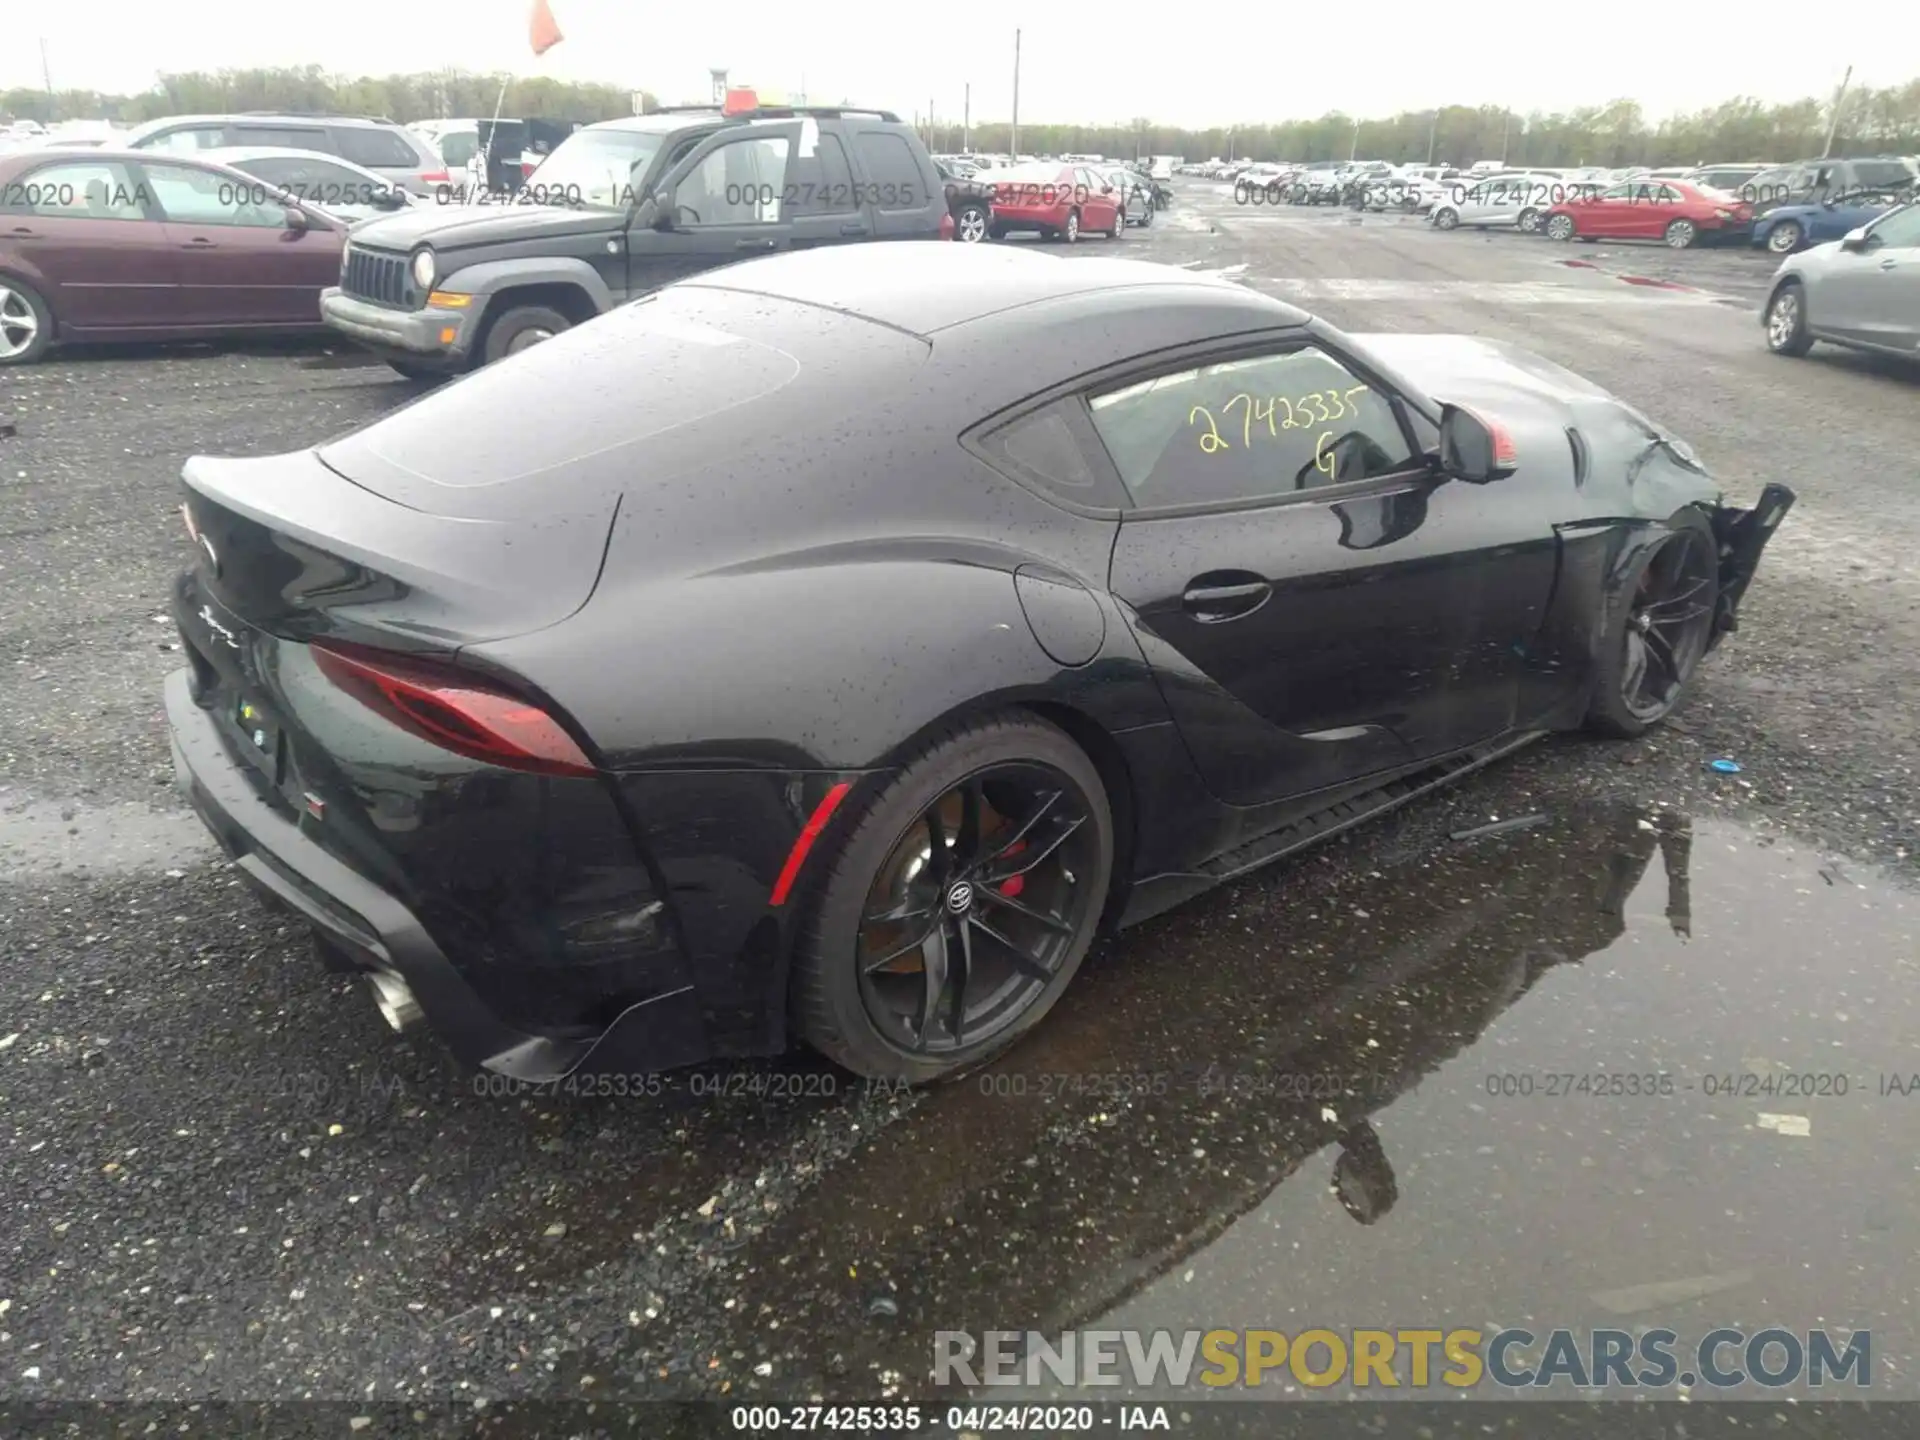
xmin=123 ymin=114 xmax=446 ymax=195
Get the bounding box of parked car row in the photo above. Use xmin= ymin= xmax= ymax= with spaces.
xmin=1390 ymin=161 xmax=1920 ymax=365
xmin=0 ymin=103 xmax=976 ymax=369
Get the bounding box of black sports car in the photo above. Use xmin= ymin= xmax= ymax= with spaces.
xmin=163 ymin=244 xmax=1794 ymax=1086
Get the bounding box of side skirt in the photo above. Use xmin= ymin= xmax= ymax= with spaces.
xmin=1120 ymin=729 xmax=1548 ymax=924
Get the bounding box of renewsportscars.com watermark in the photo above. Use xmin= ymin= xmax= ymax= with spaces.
xmin=933 ymin=1327 xmax=1872 ymax=1391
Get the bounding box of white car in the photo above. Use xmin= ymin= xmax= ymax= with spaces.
xmin=1429 ymin=170 xmax=1574 ymax=233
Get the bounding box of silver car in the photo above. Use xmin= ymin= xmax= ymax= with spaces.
xmin=1763 ymin=200 xmax=1920 ymax=359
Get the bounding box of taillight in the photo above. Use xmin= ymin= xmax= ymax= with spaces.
xmin=310 ymin=641 xmax=596 ymax=778
xmin=940 ymin=210 xmax=955 ymax=240
xmin=420 ymin=169 xmax=450 ymax=184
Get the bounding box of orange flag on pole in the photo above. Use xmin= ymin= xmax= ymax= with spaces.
xmin=529 ymin=0 xmax=564 ymax=55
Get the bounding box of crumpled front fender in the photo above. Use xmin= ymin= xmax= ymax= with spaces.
xmin=1707 ymin=482 xmax=1797 ymax=646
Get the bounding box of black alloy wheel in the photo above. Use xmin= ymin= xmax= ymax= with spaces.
xmin=1586 ymin=513 xmax=1721 ymax=737
xmin=791 ymin=714 xmax=1114 ymax=1082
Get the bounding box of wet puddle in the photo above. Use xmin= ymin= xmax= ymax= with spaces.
xmin=0 ymin=792 xmax=215 ymax=881
xmin=584 ymin=800 xmax=1918 ymax=1398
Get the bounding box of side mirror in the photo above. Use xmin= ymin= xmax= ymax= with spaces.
xmin=1839 ymin=226 xmax=1871 ymax=252
xmin=283 ymin=206 xmax=308 ymax=233
xmin=375 ymin=188 xmax=407 ymax=210
xmin=1437 ymin=402 xmax=1517 ymax=483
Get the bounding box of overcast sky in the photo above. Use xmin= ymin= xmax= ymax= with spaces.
xmin=6 ymin=1 xmax=1912 ymax=129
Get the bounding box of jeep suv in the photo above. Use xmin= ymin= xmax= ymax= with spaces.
xmin=123 ymin=113 xmax=447 ymax=195
xmin=320 ymin=105 xmax=953 ymax=377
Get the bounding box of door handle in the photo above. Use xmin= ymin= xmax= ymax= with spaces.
xmin=9 ymin=226 xmax=35 ymax=237
xmin=1181 ymin=576 xmax=1272 ymax=622
xmin=734 ymin=237 xmax=777 ymax=251
xmin=180 ymin=238 xmax=218 ymax=249
xmin=839 ymin=222 xmax=868 ymax=236
xmin=1880 ymin=257 xmax=1898 ymax=270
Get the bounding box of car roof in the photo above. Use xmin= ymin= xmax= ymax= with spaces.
xmin=204 ymin=145 xmax=372 ymax=164
xmin=684 ymin=242 xmax=1308 ymax=338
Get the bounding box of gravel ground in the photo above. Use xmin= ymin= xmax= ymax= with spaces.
xmin=2 ymin=188 xmax=1916 ymax=1430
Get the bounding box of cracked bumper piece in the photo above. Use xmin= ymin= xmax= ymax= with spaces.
xmin=1710 ymin=482 xmax=1796 ymax=638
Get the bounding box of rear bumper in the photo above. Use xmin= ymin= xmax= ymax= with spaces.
xmin=319 ymin=287 xmax=474 ymax=363
xmin=163 ymin=668 xmax=715 ymax=1081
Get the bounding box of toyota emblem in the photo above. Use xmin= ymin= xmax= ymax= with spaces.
xmin=945 ymin=881 xmax=975 ymax=914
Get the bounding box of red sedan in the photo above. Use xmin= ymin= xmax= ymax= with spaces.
xmin=1542 ymin=180 xmax=1753 ymax=249
xmin=984 ymin=163 xmax=1125 ymax=243
xmin=0 ymin=147 xmax=347 ymax=364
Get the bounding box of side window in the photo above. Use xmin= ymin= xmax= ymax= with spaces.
xmin=852 ymin=131 xmax=927 ymax=211
xmin=790 ymin=134 xmax=857 ymax=216
xmin=1868 ymin=204 xmax=1920 ymax=248
xmin=331 ymin=126 xmax=418 ymax=168
xmin=0 ymin=160 xmax=147 ymax=219
xmin=439 ymin=131 xmax=479 ymax=169
xmin=1600 ymin=184 xmax=1632 ymax=201
xmin=1089 ymin=346 xmax=1417 ymax=508
xmin=672 ymin=135 xmax=790 ymax=225
xmin=140 ymin=162 xmax=287 ymax=228
xmin=145 ymin=125 xmax=228 ymax=154
xmin=236 ymin=125 xmax=333 ymax=152
xmin=995 ymin=404 xmax=1098 ymax=495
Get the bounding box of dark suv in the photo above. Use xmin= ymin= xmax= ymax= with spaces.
xmin=320 ymin=105 xmax=953 ymax=376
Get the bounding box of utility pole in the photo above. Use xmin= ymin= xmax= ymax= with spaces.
xmin=40 ymin=37 xmax=56 ymax=120
xmin=963 ymin=82 xmax=970 ymax=151
xmin=928 ymin=97 xmax=935 ymax=150
xmin=1010 ymin=29 xmax=1020 ymax=158
xmin=1427 ymin=110 xmax=1438 ymax=165
xmin=1500 ymin=109 xmax=1511 ymax=163
xmin=1821 ymin=65 xmax=1852 ymax=159
xmin=1348 ymin=117 xmax=1359 ymax=162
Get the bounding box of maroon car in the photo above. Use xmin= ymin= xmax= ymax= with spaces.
xmin=0 ymin=147 xmax=347 ymax=364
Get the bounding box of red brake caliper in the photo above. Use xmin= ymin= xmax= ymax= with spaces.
xmin=998 ymin=840 xmax=1028 ymax=899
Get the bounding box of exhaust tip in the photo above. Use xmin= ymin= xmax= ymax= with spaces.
xmin=367 ymin=970 xmax=424 ymax=1033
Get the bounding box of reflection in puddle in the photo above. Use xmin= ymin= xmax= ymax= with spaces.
xmin=647 ymin=801 xmax=1915 ymax=1399
xmin=0 ymin=794 xmax=215 ymax=880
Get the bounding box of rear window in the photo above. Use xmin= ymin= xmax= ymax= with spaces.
xmin=1851 ymin=161 xmax=1914 ymax=188
xmin=316 ymin=287 xmax=929 ymax=519
xmin=333 ymin=126 xmax=421 ymax=168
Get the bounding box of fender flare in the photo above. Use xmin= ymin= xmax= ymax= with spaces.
xmin=437 ymin=256 xmax=614 ymax=317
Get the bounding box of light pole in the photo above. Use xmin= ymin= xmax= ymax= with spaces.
xmin=1427 ymin=110 xmax=1438 ymax=165
xmin=1500 ymin=109 xmax=1511 ymax=164
xmin=963 ymin=82 xmax=970 ymax=152
xmin=1010 ymin=29 xmax=1021 ymax=158
xmin=1348 ymin=117 xmax=1360 ymax=162
xmin=1821 ymin=65 xmax=1852 ymax=159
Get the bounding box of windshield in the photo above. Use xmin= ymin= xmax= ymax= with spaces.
xmin=522 ymin=128 xmax=666 ymax=208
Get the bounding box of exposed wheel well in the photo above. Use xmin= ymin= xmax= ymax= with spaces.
xmin=480 ymin=282 xmax=600 ymax=333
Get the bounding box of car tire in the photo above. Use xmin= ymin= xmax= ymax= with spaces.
xmin=1545 ymin=213 xmax=1576 ymax=241
xmin=789 ymin=711 xmax=1116 ymax=1084
xmin=1433 ymin=208 xmax=1460 ymax=231
xmin=1765 ymin=280 xmax=1813 ymax=357
xmin=1664 ymin=219 xmax=1698 ymax=249
xmin=1109 ymin=205 xmax=1125 ymax=239
xmin=1517 ymin=207 xmax=1541 ymax=234
xmin=481 ymin=304 xmax=571 ymax=365
xmin=954 ymin=202 xmax=989 ymax=243
xmin=1766 ymin=221 xmax=1803 ymax=255
xmin=1585 ymin=509 xmax=1721 ymax=740
xmin=0 ymin=274 xmax=54 ymax=366
xmin=1063 ymin=208 xmax=1081 ymax=243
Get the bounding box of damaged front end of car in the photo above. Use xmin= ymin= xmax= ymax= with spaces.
xmin=1706 ymin=481 xmax=1796 ymax=646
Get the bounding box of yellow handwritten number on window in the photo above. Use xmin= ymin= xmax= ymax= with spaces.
xmin=1189 ymin=406 xmax=1228 ymax=453
xmin=1315 ymin=431 xmax=1336 ymax=479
